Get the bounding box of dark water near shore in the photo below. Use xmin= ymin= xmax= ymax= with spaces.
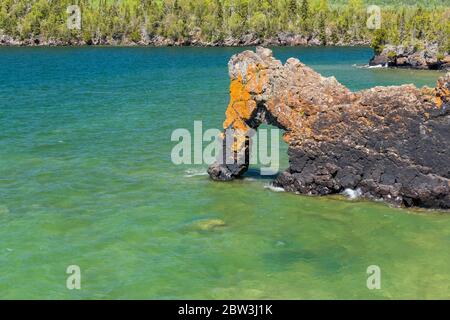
xmin=0 ymin=46 xmax=449 ymax=299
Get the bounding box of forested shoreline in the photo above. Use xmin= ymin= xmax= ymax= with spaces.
xmin=0 ymin=0 xmax=449 ymax=56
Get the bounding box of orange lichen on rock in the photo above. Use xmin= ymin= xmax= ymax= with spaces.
xmin=223 ymin=74 xmax=254 ymax=132
xmin=245 ymin=63 xmax=268 ymax=94
xmin=222 ymin=61 xmax=270 ymax=132
xmin=434 ymin=73 xmax=450 ymax=108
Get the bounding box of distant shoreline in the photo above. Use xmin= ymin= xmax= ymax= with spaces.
xmin=0 ymin=33 xmax=370 ymax=48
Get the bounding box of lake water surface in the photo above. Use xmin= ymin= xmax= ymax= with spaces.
xmin=0 ymin=46 xmax=449 ymax=299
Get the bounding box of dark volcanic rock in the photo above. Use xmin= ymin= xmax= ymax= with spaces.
xmin=208 ymin=47 xmax=450 ymax=209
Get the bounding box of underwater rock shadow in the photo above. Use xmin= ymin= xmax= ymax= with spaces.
xmin=240 ymin=168 xmax=281 ymax=181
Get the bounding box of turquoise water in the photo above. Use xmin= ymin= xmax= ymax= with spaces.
xmin=0 ymin=47 xmax=449 ymax=299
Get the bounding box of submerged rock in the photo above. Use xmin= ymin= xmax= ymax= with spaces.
xmin=0 ymin=205 xmax=9 ymax=215
xmin=191 ymin=219 xmax=227 ymax=231
xmin=208 ymin=47 xmax=450 ymax=209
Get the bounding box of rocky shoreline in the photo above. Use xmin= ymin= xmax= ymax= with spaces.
xmin=0 ymin=33 xmax=369 ymax=47
xmin=369 ymin=43 xmax=450 ymax=71
xmin=208 ymin=47 xmax=450 ymax=209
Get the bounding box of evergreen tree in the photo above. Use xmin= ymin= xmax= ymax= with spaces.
xmin=300 ymin=0 xmax=309 ymax=21
xmin=289 ymin=0 xmax=298 ymax=17
xmin=372 ymin=28 xmax=387 ymax=54
xmin=399 ymin=9 xmax=405 ymax=43
xmin=318 ymin=12 xmax=326 ymax=45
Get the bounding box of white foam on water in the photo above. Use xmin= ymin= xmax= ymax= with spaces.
xmin=368 ymin=64 xmax=387 ymax=69
xmin=353 ymin=63 xmax=387 ymax=69
xmin=342 ymin=188 xmax=362 ymax=200
xmin=184 ymin=169 xmax=208 ymax=178
xmin=264 ymin=184 xmax=285 ymax=192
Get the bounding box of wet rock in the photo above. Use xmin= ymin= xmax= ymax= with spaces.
xmin=208 ymin=47 xmax=450 ymax=209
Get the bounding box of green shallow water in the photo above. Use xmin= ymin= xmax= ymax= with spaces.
xmin=0 ymin=47 xmax=449 ymax=299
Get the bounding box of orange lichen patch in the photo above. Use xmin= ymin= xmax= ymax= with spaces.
xmin=223 ymin=70 xmax=257 ymax=132
xmin=245 ymin=64 xmax=267 ymax=94
xmin=435 ymin=96 xmax=444 ymax=108
xmin=232 ymin=101 xmax=255 ymax=119
xmin=434 ymin=76 xmax=450 ymax=109
xmin=256 ymin=69 xmax=268 ymax=93
xmin=230 ymin=75 xmax=251 ymax=102
xmin=421 ymin=87 xmax=434 ymax=95
xmin=282 ymin=132 xmax=292 ymax=143
xmin=231 ymin=117 xmax=249 ymax=133
xmin=223 ymin=105 xmax=239 ymax=129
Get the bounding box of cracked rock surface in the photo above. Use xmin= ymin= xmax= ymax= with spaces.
xmin=208 ymin=47 xmax=450 ymax=209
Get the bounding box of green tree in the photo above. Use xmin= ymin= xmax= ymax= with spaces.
xmin=300 ymin=0 xmax=309 ymax=21
xmin=318 ymin=12 xmax=326 ymax=45
xmin=249 ymin=11 xmax=267 ymax=36
xmin=289 ymin=0 xmax=298 ymax=20
xmin=372 ymin=28 xmax=387 ymax=54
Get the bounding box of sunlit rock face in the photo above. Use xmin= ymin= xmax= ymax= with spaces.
xmin=208 ymin=47 xmax=450 ymax=209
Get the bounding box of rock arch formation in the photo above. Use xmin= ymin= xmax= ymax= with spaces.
xmin=208 ymin=47 xmax=450 ymax=209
